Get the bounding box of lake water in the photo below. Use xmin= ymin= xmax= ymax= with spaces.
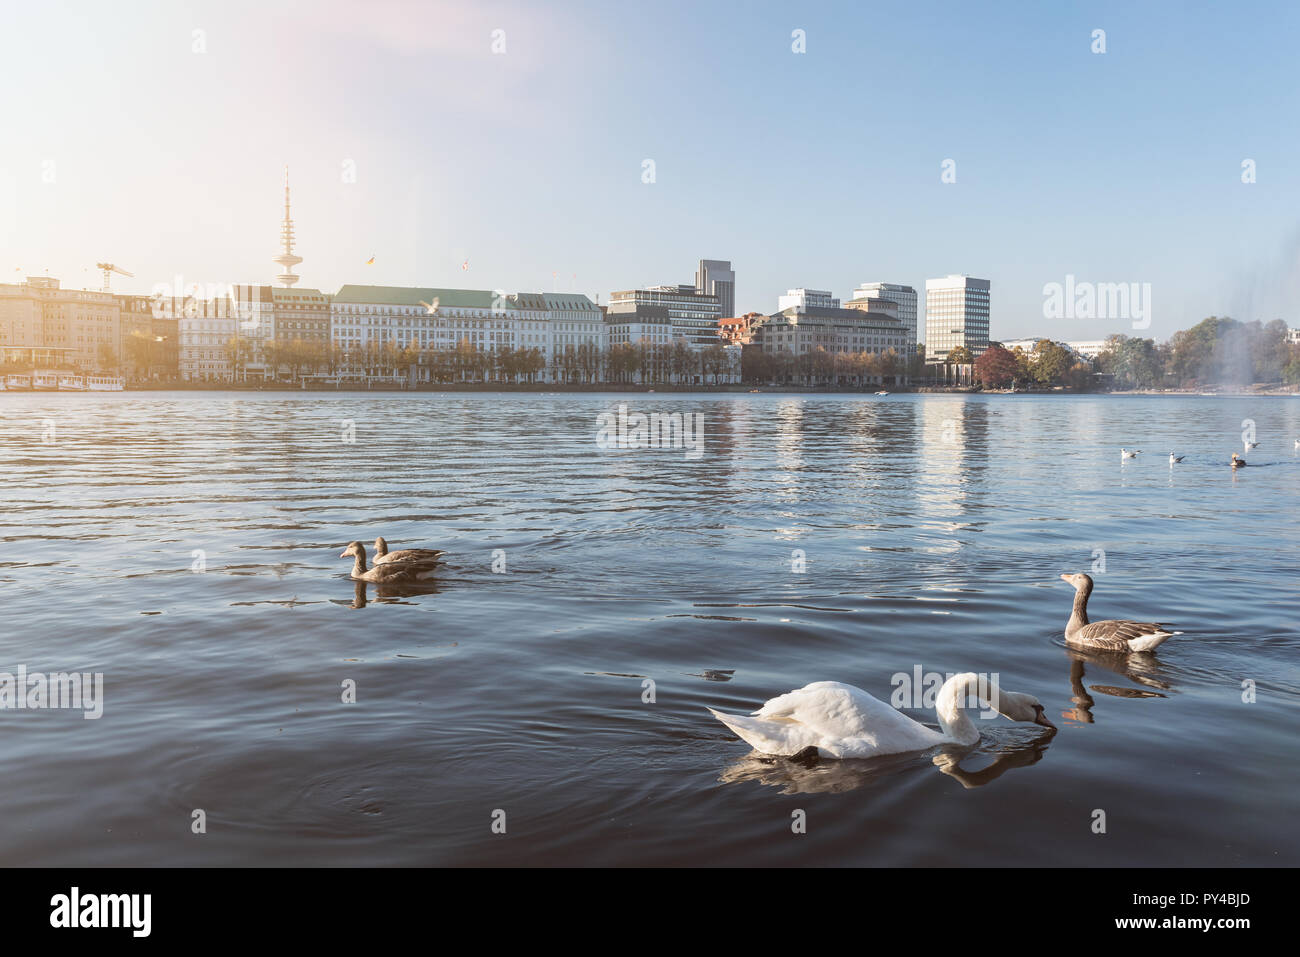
xmin=1 ymin=391 xmax=1297 ymax=866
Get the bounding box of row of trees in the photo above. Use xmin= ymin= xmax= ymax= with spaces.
xmin=973 ymin=340 xmax=1093 ymax=390
xmin=1096 ymin=317 xmax=1300 ymax=389
xmin=607 ymin=341 xmax=736 ymax=384
xmin=741 ymin=348 xmax=912 ymax=386
xmin=214 ymin=337 xmax=739 ymax=386
xmin=971 ymin=317 xmax=1300 ymax=391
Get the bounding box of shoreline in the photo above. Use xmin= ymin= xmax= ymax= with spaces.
xmin=3 ymin=382 xmax=1296 ymax=397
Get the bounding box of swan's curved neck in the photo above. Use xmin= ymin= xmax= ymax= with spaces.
xmin=935 ymin=673 xmax=997 ymax=745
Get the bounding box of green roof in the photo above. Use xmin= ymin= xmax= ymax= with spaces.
xmin=331 ymin=284 xmax=508 ymax=309
xmin=540 ymin=292 xmax=597 ymax=310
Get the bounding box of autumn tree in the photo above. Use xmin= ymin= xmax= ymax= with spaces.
xmin=974 ymin=344 xmax=1018 ymax=388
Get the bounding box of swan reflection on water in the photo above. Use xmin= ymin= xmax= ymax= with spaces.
xmin=1063 ymin=647 xmax=1172 ymax=725
xmin=718 ymin=732 xmax=1055 ymax=794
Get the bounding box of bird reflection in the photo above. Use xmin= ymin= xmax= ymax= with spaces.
xmin=1063 ymin=647 xmax=1171 ymax=724
xmin=930 ymin=740 xmax=1053 ymax=789
xmin=334 ymin=577 xmax=444 ymax=610
xmin=717 ymin=733 xmax=1053 ymax=794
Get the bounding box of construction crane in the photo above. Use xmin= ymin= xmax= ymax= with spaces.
xmin=96 ymin=262 xmax=133 ymax=292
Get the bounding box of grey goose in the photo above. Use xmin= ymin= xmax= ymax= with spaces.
xmin=1060 ymin=572 xmax=1179 ymax=653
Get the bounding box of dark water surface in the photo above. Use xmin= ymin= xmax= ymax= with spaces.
xmin=1 ymin=391 xmax=1297 ymax=866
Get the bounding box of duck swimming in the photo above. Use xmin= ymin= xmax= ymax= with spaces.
xmin=708 ymin=672 xmax=1054 ymax=760
xmin=1121 ymin=448 xmax=1141 ymax=459
xmin=1231 ymin=453 xmax=1247 ymax=468
xmin=1060 ymin=572 xmax=1179 ymax=652
xmin=373 ymin=536 xmax=443 ymax=566
xmin=340 ymin=541 xmax=439 ymax=583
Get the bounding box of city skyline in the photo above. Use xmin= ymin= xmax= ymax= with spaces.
xmin=5 ymin=1 xmax=1300 ymax=340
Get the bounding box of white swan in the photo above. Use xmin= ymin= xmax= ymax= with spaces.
xmin=707 ymin=672 xmax=1054 ymax=759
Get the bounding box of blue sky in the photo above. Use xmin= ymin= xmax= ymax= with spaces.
xmin=3 ymin=0 xmax=1299 ymax=341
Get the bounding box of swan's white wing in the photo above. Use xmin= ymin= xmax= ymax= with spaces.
xmin=714 ymin=681 xmax=944 ymax=759
xmin=707 ymin=708 xmax=826 ymax=756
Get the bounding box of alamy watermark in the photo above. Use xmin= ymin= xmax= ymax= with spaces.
xmin=891 ymin=666 xmax=1000 ymax=718
xmin=1043 ymin=274 xmax=1151 ymax=329
xmin=595 ymin=404 xmax=704 ymax=460
xmin=0 ymin=666 xmax=103 ymax=719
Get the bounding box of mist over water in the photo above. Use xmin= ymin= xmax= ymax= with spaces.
xmin=1 ymin=391 xmax=1297 ymax=865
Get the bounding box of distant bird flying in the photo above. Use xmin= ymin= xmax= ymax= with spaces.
xmin=419 ymin=297 xmax=439 ymax=315
xmin=366 ymin=256 xmax=375 ymax=265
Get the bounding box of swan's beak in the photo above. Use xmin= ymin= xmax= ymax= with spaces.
xmin=1034 ymin=711 xmax=1057 ymax=730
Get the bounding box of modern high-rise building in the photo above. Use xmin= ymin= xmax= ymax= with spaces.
xmin=776 ymin=288 xmax=839 ymax=312
xmin=924 ymin=275 xmax=990 ymax=363
xmin=847 ymin=283 xmax=917 ymax=354
xmin=695 ymin=259 xmax=734 ymax=318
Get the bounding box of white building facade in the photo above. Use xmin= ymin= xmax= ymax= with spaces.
xmin=231 ymin=284 xmax=275 ymax=378
xmin=328 ymin=285 xmax=604 ymax=382
xmin=776 ymin=288 xmax=840 ymax=312
xmin=605 ymin=304 xmax=673 ymax=348
xmin=174 ymin=294 xmax=238 ymax=382
xmin=752 ymin=306 xmax=911 ymax=357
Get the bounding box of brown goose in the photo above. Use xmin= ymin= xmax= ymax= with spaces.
xmin=340 ymin=541 xmax=439 ymax=583
xmin=1060 ymin=573 xmax=1178 ymax=652
xmin=373 ymin=536 xmax=443 ymax=565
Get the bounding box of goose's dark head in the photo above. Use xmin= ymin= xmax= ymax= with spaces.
xmin=1060 ymin=572 xmax=1093 ymax=594
xmin=340 ymin=541 xmax=365 ymax=560
xmin=374 ymin=536 xmax=389 ymax=557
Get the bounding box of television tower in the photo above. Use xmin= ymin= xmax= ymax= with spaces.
xmin=274 ymin=166 xmax=303 ymax=287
